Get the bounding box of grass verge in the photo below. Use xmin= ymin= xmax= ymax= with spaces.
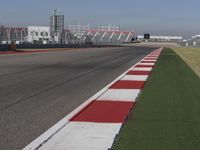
xmin=114 ymin=48 xmax=200 ymax=150
xmin=173 ymin=47 xmax=200 ymax=77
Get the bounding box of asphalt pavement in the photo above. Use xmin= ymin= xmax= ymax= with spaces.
xmin=0 ymin=46 xmax=154 ymax=150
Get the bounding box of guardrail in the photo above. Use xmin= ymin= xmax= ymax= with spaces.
xmin=0 ymin=43 xmax=123 ymax=51
xmin=0 ymin=44 xmax=10 ymax=51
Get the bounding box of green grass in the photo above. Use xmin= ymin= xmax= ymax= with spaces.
xmin=114 ymin=48 xmax=200 ymax=150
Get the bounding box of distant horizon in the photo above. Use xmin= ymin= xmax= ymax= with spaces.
xmin=1 ymin=0 xmax=200 ymax=39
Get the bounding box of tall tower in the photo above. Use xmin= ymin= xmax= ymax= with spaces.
xmin=50 ymin=10 xmax=64 ymax=43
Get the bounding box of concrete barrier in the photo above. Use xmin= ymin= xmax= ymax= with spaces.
xmin=0 ymin=43 xmax=123 ymax=51
xmin=0 ymin=44 xmax=10 ymax=51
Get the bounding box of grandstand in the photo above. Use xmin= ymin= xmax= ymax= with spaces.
xmin=0 ymin=26 xmax=28 ymax=44
xmin=0 ymin=25 xmax=135 ymax=45
xmin=0 ymin=9 xmax=135 ymax=45
xmin=82 ymin=29 xmax=134 ymax=45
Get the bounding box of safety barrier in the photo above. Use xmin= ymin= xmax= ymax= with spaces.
xmin=0 ymin=43 xmax=123 ymax=51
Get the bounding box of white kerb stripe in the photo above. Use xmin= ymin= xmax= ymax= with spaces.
xmin=132 ymin=67 xmax=152 ymax=71
xmin=39 ymin=122 xmax=122 ymax=150
xmin=148 ymin=55 xmax=159 ymax=57
xmin=142 ymin=59 xmax=157 ymax=62
xmin=97 ymin=89 xmax=140 ymax=102
xmin=121 ymin=75 xmax=148 ymax=81
xmin=138 ymin=63 xmax=155 ymax=65
xmin=146 ymin=57 xmax=158 ymax=59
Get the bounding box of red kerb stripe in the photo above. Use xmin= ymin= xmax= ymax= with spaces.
xmin=70 ymin=101 xmax=135 ymax=123
xmin=127 ymin=70 xmax=151 ymax=75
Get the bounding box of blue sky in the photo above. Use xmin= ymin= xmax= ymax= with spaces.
xmin=0 ymin=0 xmax=199 ymax=37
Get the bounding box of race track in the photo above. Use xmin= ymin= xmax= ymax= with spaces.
xmin=0 ymin=47 xmax=154 ymax=150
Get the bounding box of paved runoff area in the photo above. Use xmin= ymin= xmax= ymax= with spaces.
xmin=24 ymin=48 xmax=162 ymax=150
xmin=0 ymin=47 xmax=155 ymax=150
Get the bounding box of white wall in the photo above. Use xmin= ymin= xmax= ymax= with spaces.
xmin=27 ymin=26 xmax=51 ymax=43
xmin=137 ymin=35 xmax=183 ymax=41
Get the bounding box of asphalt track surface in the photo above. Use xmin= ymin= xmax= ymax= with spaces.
xmin=0 ymin=47 xmax=154 ymax=150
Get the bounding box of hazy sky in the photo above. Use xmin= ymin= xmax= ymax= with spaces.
xmin=0 ymin=0 xmax=199 ymax=38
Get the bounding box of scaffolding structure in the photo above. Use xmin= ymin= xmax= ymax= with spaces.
xmin=98 ymin=24 xmax=120 ymax=32
xmin=50 ymin=10 xmax=65 ymax=43
xmin=69 ymin=24 xmax=90 ymax=38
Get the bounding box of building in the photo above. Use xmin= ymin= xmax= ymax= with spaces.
xmin=137 ymin=35 xmax=183 ymax=43
xmin=50 ymin=10 xmax=64 ymax=43
xmin=0 ymin=10 xmax=134 ymax=45
xmin=191 ymin=35 xmax=200 ymax=46
xmin=27 ymin=26 xmax=51 ymax=44
xmin=184 ymin=35 xmax=200 ymax=46
xmin=0 ymin=26 xmax=27 ymax=44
